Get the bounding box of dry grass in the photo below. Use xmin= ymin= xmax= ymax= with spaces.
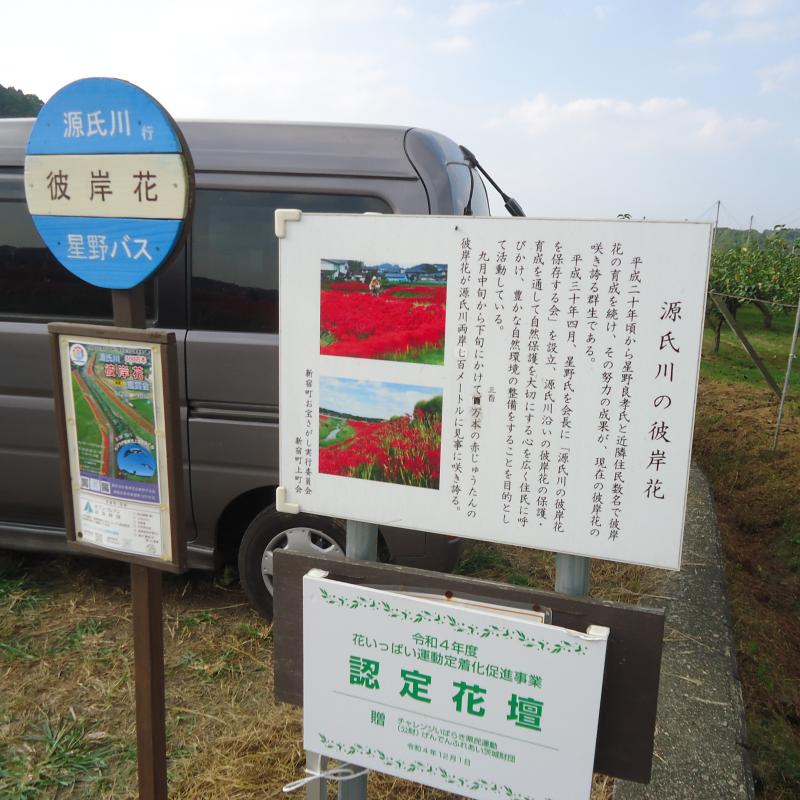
xmin=5 ymin=309 xmax=797 ymax=797
xmin=0 ymin=539 xmax=643 ymax=799
xmin=692 ymin=378 xmax=800 ymax=798
xmin=454 ymin=539 xmax=662 ymax=607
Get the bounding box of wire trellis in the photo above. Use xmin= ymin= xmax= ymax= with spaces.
xmin=706 ymin=291 xmax=799 ymax=310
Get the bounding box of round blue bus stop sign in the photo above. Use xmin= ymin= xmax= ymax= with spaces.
xmin=24 ymin=77 xmax=192 ymax=289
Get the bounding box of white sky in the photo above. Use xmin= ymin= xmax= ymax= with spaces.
xmin=4 ymin=0 xmax=800 ymax=229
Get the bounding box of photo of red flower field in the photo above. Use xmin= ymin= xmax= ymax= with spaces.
xmin=320 ymin=259 xmax=447 ymax=364
xmin=318 ymin=377 xmax=442 ymax=489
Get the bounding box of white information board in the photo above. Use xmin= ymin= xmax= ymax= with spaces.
xmin=278 ymin=213 xmax=712 ymax=570
xmin=303 ymin=572 xmax=609 ymax=800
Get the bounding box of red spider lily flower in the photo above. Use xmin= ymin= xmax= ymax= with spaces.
xmin=320 ymin=284 xmax=446 ymax=362
xmin=318 ymin=410 xmax=442 ymax=489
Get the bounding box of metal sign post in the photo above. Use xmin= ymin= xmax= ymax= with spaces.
xmin=29 ymin=77 xmax=193 ymax=800
xmin=337 ymin=521 xmax=378 ymax=800
xmin=555 ymin=554 xmax=591 ymax=597
xmin=304 ymin=519 xmax=378 ymax=800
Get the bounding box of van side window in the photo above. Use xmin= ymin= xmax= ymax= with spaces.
xmin=190 ymin=189 xmax=391 ymax=333
xmin=0 ymin=199 xmax=155 ymax=320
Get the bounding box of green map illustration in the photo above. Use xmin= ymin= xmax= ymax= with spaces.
xmin=69 ymin=341 xmax=160 ymax=503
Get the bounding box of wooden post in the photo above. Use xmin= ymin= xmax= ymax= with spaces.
xmin=131 ymin=563 xmax=168 ymax=800
xmin=113 ymin=286 xmax=168 ymax=800
xmin=112 ymin=284 xmax=146 ymax=329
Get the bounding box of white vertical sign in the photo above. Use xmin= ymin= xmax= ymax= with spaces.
xmin=304 ymin=573 xmax=609 ymax=800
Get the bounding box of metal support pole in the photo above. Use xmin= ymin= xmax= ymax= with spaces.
xmin=555 ymin=553 xmax=591 ymax=597
xmin=304 ymin=751 xmax=329 ymax=800
xmin=772 ymin=292 xmax=800 ymax=451
xmin=337 ymin=520 xmax=379 ymax=800
xmin=304 ymin=520 xmax=377 ymax=800
xmin=344 ymin=519 xmax=379 ymax=562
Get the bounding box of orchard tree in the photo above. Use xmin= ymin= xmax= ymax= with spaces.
xmin=708 ymin=233 xmax=800 ymax=351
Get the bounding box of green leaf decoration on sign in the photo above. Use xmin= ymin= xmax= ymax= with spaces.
xmin=318 ymin=733 xmax=537 ymax=800
xmin=318 ymin=587 xmax=587 ymax=655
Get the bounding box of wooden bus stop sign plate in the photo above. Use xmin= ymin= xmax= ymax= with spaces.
xmin=273 ymin=551 xmax=665 ymax=784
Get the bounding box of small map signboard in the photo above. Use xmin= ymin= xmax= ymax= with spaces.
xmin=24 ymin=77 xmax=192 ymax=289
xmin=277 ymin=213 xmax=713 ymax=570
xmin=49 ymin=323 xmax=185 ymax=572
xmin=303 ymin=570 xmax=609 ymax=800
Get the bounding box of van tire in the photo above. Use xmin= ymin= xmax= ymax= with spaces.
xmin=237 ymin=507 xmax=346 ymax=620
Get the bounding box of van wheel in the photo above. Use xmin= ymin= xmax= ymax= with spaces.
xmin=237 ymin=507 xmax=346 ymax=620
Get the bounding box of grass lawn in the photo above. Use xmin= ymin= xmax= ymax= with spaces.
xmin=128 ymin=398 xmax=153 ymax=418
xmin=702 ymin=303 xmax=800 ymax=392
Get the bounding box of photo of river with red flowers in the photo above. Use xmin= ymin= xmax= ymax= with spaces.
xmin=320 ymin=259 xmax=447 ymax=364
xmin=318 ymin=377 xmax=443 ymax=489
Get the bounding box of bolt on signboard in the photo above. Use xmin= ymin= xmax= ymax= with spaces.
xmin=26 ymin=76 xmax=193 ymax=800
xmin=276 ymin=212 xmax=713 ymax=571
xmin=303 ymin=570 xmax=609 ymax=800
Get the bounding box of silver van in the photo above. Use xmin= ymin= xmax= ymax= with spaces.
xmin=0 ymin=118 xmax=490 ymax=617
